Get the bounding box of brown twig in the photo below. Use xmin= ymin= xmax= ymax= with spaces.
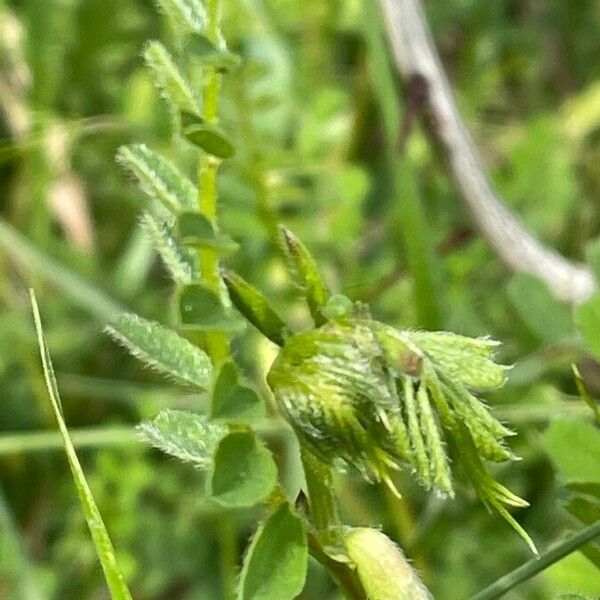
xmin=376 ymin=0 xmax=595 ymax=304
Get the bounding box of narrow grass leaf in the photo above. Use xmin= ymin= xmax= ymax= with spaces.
xmin=29 ymin=290 xmax=133 ymax=600
xmin=117 ymin=144 xmax=196 ymax=212
xmin=238 ymin=501 xmax=308 ymax=600
xmin=471 ymin=521 xmax=600 ymax=600
xmin=138 ymin=409 xmax=227 ymax=467
xmin=106 ymin=312 xmax=212 ymax=389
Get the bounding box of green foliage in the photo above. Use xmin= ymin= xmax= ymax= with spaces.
xmin=222 ymin=269 xmax=287 ymax=346
xmin=211 ymin=361 xmax=264 ymax=421
xmin=1 ymin=0 xmax=599 ymax=597
xmin=137 ymin=409 xmax=227 ymax=468
xmin=574 ymin=294 xmax=600 ymax=361
xmin=30 ymin=291 xmax=133 ymax=600
xmin=542 ymin=421 xmax=600 ymax=485
xmin=156 ymin=0 xmax=207 ymax=35
xmin=116 ymin=144 xmax=197 ymax=213
xmin=280 ymin=226 xmax=330 ymax=326
xmin=140 ymin=212 xmax=195 ymax=283
xmin=211 ymin=430 xmax=277 ymax=507
xmin=183 ymin=122 xmax=236 ymax=158
xmin=177 ymin=211 xmax=238 ymax=252
xmin=238 ymin=502 xmax=308 ymax=600
xmin=178 ymin=283 xmax=246 ymax=332
xmin=106 ymin=313 xmax=213 ymax=388
xmin=144 ymin=40 xmax=201 ymax=115
xmin=507 ymin=274 xmax=572 ymax=343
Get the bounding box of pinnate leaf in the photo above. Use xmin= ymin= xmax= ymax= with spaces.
xmin=238 ymin=501 xmax=308 ymax=600
xmin=106 ymin=313 xmax=212 ymax=389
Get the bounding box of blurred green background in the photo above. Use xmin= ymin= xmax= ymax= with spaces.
xmin=1 ymin=0 xmax=600 ymax=598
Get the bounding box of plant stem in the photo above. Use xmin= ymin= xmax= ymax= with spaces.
xmin=471 ymin=521 xmax=600 ymax=600
xmin=198 ymin=0 xmax=228 ymax=364
xmin=307 ymin=533 xmax=366 ymax=600
xmin=300 ymin=448 xmax=340 ymax=547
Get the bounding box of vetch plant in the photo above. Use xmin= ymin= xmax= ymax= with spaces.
xmin=29 ymin=0 xmax=544 ymax=598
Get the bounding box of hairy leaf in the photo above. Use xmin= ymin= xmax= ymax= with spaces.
xmin=138 ymin=409 xmax=227 ymax=467
xmin=117 ymin=144 xmax=196 ymax=212
xmin=106 ymin=313 xmax=212 ymax=388
xmin=144 ymin=40 xmax=201 ymax=115
xmin=156 ymin=0 xmax=206 ymax=35
xmin=140 ymin=212 xmax=195 ymax=283
xmin=406 ymin=330 xmax=509 ymax=390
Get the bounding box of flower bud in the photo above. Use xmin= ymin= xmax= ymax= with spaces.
xmin=267 ymin=313 xmax=536 ymax=552
xmin=344 ymin=528 xmax=432 ymax=600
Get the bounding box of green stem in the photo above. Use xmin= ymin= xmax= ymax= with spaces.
xmin=307 ymin=533 xmax=366 ymax=600
xmin=217 ymin=517 xmax=237 ymax=600
xmin=300 ymin=448 xmax=340 ymax=547
xmin=471 ymin=521 xmax=600 ymax=600
xmin=198 ymin=0 xmax=228 ymax=364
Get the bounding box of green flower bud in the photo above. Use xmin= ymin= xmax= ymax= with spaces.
xmin=344 ymin=528 xmax=432 ymax=600
xmin=267 ymin=316 xmax=537 ymax=553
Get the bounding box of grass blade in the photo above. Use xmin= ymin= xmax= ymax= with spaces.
xmin=470 ymin=521 xmax=600 ymax=600
xmin=29 ymin=289 xmax=133 ymax=600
